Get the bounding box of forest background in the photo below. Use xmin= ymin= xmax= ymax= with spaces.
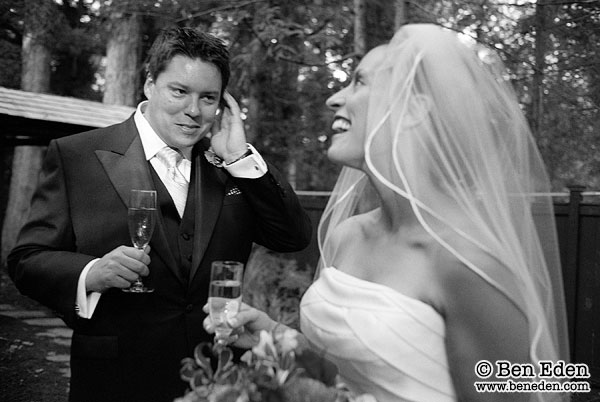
xmin=0 ymin=2 xmax=599 ymax=396
xmin=0 ymin=0 xmax=599 ymax=267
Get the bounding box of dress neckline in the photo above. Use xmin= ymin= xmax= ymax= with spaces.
xmin=321 ymin=266 xmax=443 ymax=319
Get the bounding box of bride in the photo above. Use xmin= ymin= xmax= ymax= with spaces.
xmin=204 ymin=24 xmax=569 ymax=402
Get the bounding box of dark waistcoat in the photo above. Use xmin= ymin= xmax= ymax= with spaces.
xmin=149 ymin=164 xmax=196 ymax=281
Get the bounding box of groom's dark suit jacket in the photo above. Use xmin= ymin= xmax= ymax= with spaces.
xmin=8 ymin=116 xmax=312 ymax=402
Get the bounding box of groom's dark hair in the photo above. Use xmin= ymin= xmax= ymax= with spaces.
xmin=145 ymin=27 xmax=230 ymax=92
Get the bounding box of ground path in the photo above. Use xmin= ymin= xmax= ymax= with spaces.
xmin=0 ymin=269 xmax=70 ymax=402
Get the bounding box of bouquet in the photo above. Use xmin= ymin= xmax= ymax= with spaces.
xmin=176 ymin=328 xmax=376 ymax=402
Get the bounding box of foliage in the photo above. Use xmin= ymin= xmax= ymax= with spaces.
xmin=243 ymin=246 xmax=313 ymax=329
xmin=0 ymin=39 xmax=20 ymax=89
xmin=2 ymin=0 xmax=599 ymax=190
xmin=0 ymin=0 xmax=22 ymax=88
xmin=206 ymin=0 xmax=354 ymax=188
xmin=176 ymin=329 xmax=374 ymax=402
xmin=404 ymin=0 xmax=600 ymax=190
xmin=533 ymin=1 xmax=600 ymax=189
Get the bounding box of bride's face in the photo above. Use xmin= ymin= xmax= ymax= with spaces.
xmin=326 ymin=45 xmax=387 ymax=169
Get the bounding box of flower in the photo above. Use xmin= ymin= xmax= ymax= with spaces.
xmin=276 ymin=328 xmax=299 ymax=355
xmin=251 ymin=331 xmax=277 ymax=360
xmin=177 ymin=328 xmax=376 ymax=402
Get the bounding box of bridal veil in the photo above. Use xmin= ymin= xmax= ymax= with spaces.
xmin=317 ymin=24 xmax=570 ymax=391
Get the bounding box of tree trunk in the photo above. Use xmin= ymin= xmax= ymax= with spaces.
xmin=1 ymin=0 xmax=55 ymax=264
xmin=394 ymin=0 xmax=408 ymax=30
xmin=246 ymin=38 xmax=264 ymax=144
xmin=532 ymin=0 xmax=548 ymax=137
xmin=353 ymin=0 xmax=367 ymax=57
xmin=103 ymin=12 xmax=141 ymax=106
xmin=21 ymin=32 xmax=51 ymax=93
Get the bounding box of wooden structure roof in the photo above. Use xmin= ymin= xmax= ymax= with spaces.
xmin=0 ymin=86 xmax=135 ymax=145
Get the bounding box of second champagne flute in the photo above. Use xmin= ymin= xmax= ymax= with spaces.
xmin=208 ymin=261 xmax=243 ymax=345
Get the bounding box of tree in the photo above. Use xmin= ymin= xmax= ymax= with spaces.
xmin=102 ymin=3 xmax=143 ymax=106
xmin=2 ymin=0 xmax=597 ymax=195
xmin=0 ymin=0 xmax=24 ymax=89
xmin=395 ymin=0 xmax=409 ymax=30
xmin=210 ymin=0 xmax=354 ymax=190
xmin=1 ymin=0 xmax=62 ymax=263
xmin=354 ymin=0 xmax=367 ymax=56
xmin=532 ymin=0 xmax=550 ymax=136
xmin=391 ymin=0 xmax=600 ymax=190
xmin=538 ymin=1 xmax=600 ymax=188
xmin=50 ymin=0 xmax=106 ymax=101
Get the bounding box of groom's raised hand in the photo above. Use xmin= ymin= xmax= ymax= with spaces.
xmin=85 ymin=245 xmax=151 ymax=293
xmin=209 ymin=91 xmax=248 ymax=164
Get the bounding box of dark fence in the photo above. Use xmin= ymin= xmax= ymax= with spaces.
xmin=553 ymin=186 xmax=600 ymax=381
xmin=294 ymin=186 xmax=600 ymax=381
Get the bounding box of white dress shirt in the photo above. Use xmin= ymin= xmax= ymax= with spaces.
xmin=76 ymin=101 xmax=267 ymax=318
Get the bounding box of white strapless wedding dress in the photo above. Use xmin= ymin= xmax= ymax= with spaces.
xmin=300 ymin=267 xmax=457 ymax=402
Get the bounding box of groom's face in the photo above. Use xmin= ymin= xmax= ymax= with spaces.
xmin=143 ymin=55 xmax=222 ymax=153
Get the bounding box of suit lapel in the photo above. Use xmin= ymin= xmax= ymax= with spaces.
xmin=190 ymin=146 xmax=226 ymax=284
xmin=95 ymin=134 xmax=153 ymax=207
xmin=94 ymin=118 xmax=183 ymax=284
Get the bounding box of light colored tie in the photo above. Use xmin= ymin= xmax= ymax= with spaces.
xmin=156 ymin=146 xmax=189 ymax=217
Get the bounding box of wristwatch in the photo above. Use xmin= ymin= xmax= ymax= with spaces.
xmin=204 ymin=146 xmax=252 ymax=168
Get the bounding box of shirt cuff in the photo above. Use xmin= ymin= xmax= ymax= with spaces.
xmin=76 ymin=258 xmax=102 ymax=319
xmin=224 ymin=144 xmax=268 ymax=179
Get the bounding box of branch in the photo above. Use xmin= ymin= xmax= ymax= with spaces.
xmin=480 ymin=0 xmax=597 ymax=6
xmin=406 ymin=0 xmax=436 ymax=16
xmin=436 ymin=26 xmax=600 ymax=111
xmin=535 ymin=0 xmax=597 ymax=5
xmin=176 ymin=0 xmax=267 ymax=23
xmin=547 ymin=12 xmax=599 ymax=30
xmin=118 ymin=0 xmax=267 ymax=22
xmin=276 ymin=52 xmax=359 ymax=67
xmin=305 ymin=18 xmax=331 ymax=38
xmin=241 ymin=17 xmax=356 ymax=67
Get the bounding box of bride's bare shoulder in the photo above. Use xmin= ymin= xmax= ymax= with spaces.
xmin=433 ymin=239 xmax=502 ymax=284
xmin=430 ymin=236 xmax=525 ymax=323
xmin=427 ymin=236 xmax=498 ymax=300
xmin=325 ymin=211 xmax=378 ymax=248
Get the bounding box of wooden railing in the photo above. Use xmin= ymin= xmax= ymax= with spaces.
xmin=294 ymin=185 xmax=600 ymax=382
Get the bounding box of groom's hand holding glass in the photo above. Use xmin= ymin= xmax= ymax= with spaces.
xmin=85 ymin=190 xmax=154 ymax=294
xmin=84 ymin=246 xmax=151 ymax=294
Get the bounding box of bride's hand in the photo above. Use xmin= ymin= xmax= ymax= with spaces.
xmin=202 ymin=302 xmax=277 ymax=349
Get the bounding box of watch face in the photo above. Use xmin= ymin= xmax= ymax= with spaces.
xmin=204 ymin=149 xmax=224 ymax=167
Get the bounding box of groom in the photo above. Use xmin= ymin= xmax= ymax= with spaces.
xmin=8 ymin=27 xmax=311 ymax=402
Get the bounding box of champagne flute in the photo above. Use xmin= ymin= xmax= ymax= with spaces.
xmin=208 ymin=261 xmax=243 ymax=345
xmin=123 ymin=189 xmax=156 ymax=293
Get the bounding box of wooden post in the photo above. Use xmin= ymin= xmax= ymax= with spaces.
xmin=564 ymin=184 xmax=584 ymax=359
